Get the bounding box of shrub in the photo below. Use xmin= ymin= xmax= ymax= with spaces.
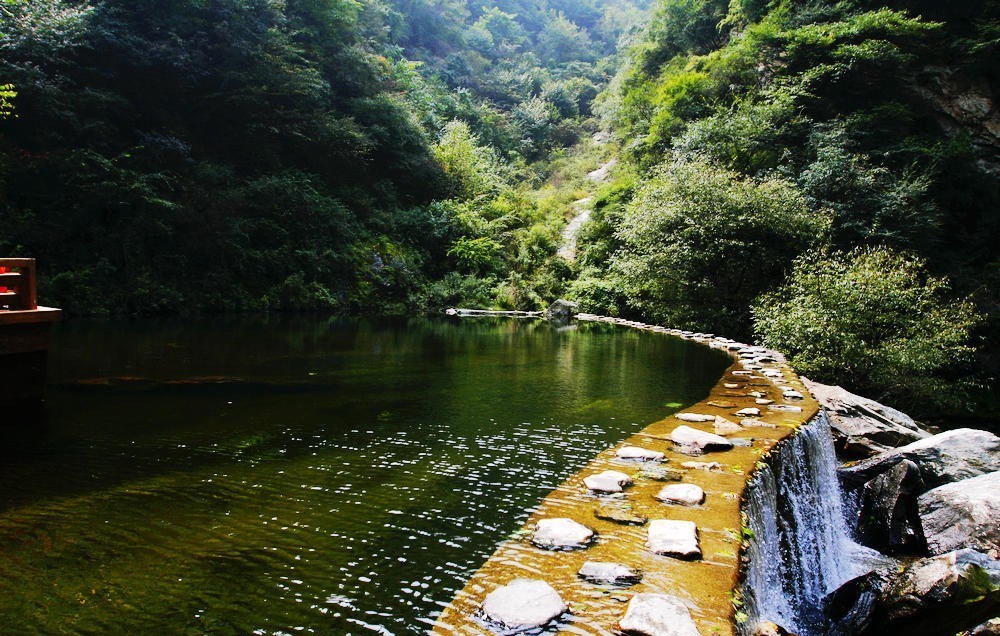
xmin=752 ymin=247 xmax=980 ymax=412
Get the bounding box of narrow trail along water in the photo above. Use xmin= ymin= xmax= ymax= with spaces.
xmin=432 ymin=315 xmax=818 ymax=636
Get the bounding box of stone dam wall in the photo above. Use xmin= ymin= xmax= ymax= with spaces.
xmin=430 ymin=313 xmax=822 ymax=636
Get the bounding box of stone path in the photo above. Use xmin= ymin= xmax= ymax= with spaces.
xmin=430 ymin=315 xmax=818 ymax=636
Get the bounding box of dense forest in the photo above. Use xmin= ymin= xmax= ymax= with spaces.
xmin=2 ymin=0 xmax=998 ymax=419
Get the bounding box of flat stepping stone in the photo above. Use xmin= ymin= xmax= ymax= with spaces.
xmin=723 ymin=382 xmax=740 ymax=389
xmin=594 ymin=503 xmax=647 ymax=526
xmin=675 ymin=412 xmax=714 ymax=423
xmin=616 ymin=446 xmax=665 ymax=461
xmin=735 ymin=407 xmax=761 ymax=417
xmin=481 ymin=578 xmax=566 ymax=631
xmin=578 ymin=561 xmax=642 ymax=586
xmin=584 ymin=470 xmax=633 ymax=493
xmin=682 ymin=460 xmax=722 ymax=471
xmin=655 ymin=483 xmax=705 ymax=506
xmin=769 ymin=404 xmax=803 ymax=412
xmin=670 ymin=425 xmax=733 ymax=453
xmin=741 ymin=418 xmax=776 ymax=428
xmin=756 ymin=398 xmax=774 ymax=405
xmin=782 ymin=389 xmax=804 ymax=399
xmin=713 ymin=415 xmax=743 ymax=435
xmin=763 ymin=369 xmax=784 ymax=378
xmin=648 ymin=519 xmax=701 ymax=560
xmin=706 ymin=400 xmax=737 ymax=409
xmin=532 ymin=518 xmax=594 ymax=550
xmin=618 ymin=593 xmax=700 ymax=636
xmin=637 ymin=466 xmax=684 ymax=482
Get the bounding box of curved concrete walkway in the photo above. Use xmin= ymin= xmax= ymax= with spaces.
xmin=430 ymin=314 xmax=818 ymax=635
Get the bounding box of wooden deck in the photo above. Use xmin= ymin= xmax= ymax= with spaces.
xmin=1 ymin=258 xmax=61 ymax=405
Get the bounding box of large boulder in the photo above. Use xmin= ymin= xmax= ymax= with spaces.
xmin=827 ymin=549 xmax=1000 ymax=636
xmin=545 ymin=299 xmax=579 ymax=323
xmin=918 ymin=471 xmax=1000 ymax=557
xmin=840 ymin=428 xmax=1000 ymax=491
xmin=481 ymin=578 xmax=566 ymax=631
xmin=803 ymin=379 xmax=929 ymax=459
xmin=849 ymin=459 xmax=926 ymax=554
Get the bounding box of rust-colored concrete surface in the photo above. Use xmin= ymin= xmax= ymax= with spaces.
xmin=430 ymin=315 xmax=818 ymax=636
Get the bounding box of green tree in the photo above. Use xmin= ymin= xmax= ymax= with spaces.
xmin=753 ymin=247 xmax=980 ymax=412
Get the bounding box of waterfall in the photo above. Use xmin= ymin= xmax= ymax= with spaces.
xmin=739 ymin=412 xmax=870 ymax=635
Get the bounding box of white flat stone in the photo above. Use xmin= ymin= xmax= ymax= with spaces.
xmin=714 ymin=415 xmax=743 ymax=435
xmin=670 ymin=425 xmax=734 ymax=452
xmin=532 ymin=518 xmax=594 ymax=550
xmin=682 ymin=460 xmax=722 ymax=471
xmin=783 ymin=389 xmax=804 ymax=399
xmin=763 ymin=369 xmax=784 ymax=378
xmin=756 ymin=398 xmax=774 ymax=405
xmin=648 ymin=519 xmax=700 ymax=559
xmin=741 ymin=418 xmax=777 ymax=428
xmin=616 ymin=446 xmax=665 ymax=461
xmin=675 ymin=412 xmax=715 ymax=423
xmin=655 ymin=483 xmax=705 ymax=506
xmin=584 ymin=470 xmax=633 ymax=493
xmin=736 ymin=407 xmax=761 ymax=417
xmin=577 ymin=561 xmax=642 ymax=585
xmin=769 ymin=404 xmax=803 ymax=412
xmin=619 ymin=593 xmax=699 ymax=636
xmin=481 ymin=578 xmax=566 ymax=631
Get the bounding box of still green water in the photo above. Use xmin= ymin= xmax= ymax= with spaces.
xmin=0 ymin=317 xmax=729 ymax=635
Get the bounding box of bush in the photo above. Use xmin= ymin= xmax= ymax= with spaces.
xmin=608 ymin=156 xmax=829 ymax=337
xmin=752 ymin=247 xmax=980 ymax=412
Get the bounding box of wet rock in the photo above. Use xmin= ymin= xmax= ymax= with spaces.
xmin=481 ymin=578 xmax=566 ymax=631
xmin=675 ymin=412 xmax=715 ymax=423
xmin=756 ymin=398 xmax=775 ymax=405
xmin=752 ymin=621 xmax=795 ymax=636
xmin=714 ymin=415 xmax=743 ymax=435
xmin=707 ymin=400 xmax=737 ymax=409
xmin=578 ymin=561 xmax=642 ymax=586
xmin=803 ymin=379 xmax=930 ymax=459
xmin=724 ymin=382 xmax=741 ymax=389
xmin=851 ymin=459 xmax=927 ymax=554
xmin=867 ymin=549 xmax=1000 ymax=636
xmin=637 ymin=466 xmax=684 ymax=482
xmin=841 ymin=428 xmax=1000 ymax=491
xmin=736 ymin=407 xmax=762 ymax=417
xmin=681 ymin=460 xmax=721 ymax=471
xmin=741 ymin=418 xmax=777 ymax=429
xmin=655 ymin=483 xmax=705 ymax=506
xmin=918 ymin=470 xmax=1000 ymax=557
xmin=532 ymin=518 xmax=594 ymax=550
xmin=768 ymin=404 xmax=803 ymax=412
xmin=669 ymin=425 xmax=733 ymax=453
xmin=595 ymin=503 xmax=647 ymax=526
xmin=647 ymin=519 xmax=700 ymax=560
xmin=971 ymin=617 xmax=1000 ymax=635
xmin=616 ymin=446 xmax=665 ymax=461
xmin=618 ymin=592 xmax=699 ymax=636
xmin=584 ymin=470 xmax=633 ymax=493
xmin=782 ymin=389 xmax=804 ymax=400
xmin=763 ymin=369 xmax=784 ymax=378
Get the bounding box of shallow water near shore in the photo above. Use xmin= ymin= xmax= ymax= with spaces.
xmin=0 ymin=316 xmax=729 ymax=634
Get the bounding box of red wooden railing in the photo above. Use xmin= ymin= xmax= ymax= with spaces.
xmin=0 ymin=258 xmax=39 ymax=311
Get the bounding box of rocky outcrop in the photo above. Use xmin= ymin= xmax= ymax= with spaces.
xmin=918 ymin=470 xmax=1000 ymax=558
xmin=827 ymin=549 xmax=1000 ymax=636
xmin=481 ymin=578 xmax=566 ymax=631
xmin=849 ymin=458 xmax=926 ymax=554
xmin=803 ymin=379 xmax=929 ymax=459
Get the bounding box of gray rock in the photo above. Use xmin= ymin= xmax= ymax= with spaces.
xmin=617 ymin=446 xmax=665 ymax=461
xmin=655 ymin=483 xmax=705 ymax=506
xmin=850 ymin=459 xmax=927 ymax=554
xmin=842 ymin=428 xmax=1000 ymax=491
xmin=481 ymin=578 xmax=566 ymax=631
xmin=675 ymin=412 xmax=715 ymax=423
xmin=918 ymin=471 xmax=1000 ymax=557
xmin=803 ymin=379 xmax=930 ymax=459
xmin=618 ymin=593 xmax=699 ymax=636
xmin=647 ymin=519 xmax=700 ymax=560
xmin=532 ymin=518 xmax=594 ymax=550
xmin=971 ymin=618 xmax=1000 ymax=636
xmin=670 ymin=425 xmax=733 ymax=453
xmin=545 ymin=299 xmax=579 ymax=322
xmin=577 ymin=561 xmax=641 ymax=586
xmin=584 ymin=470 xmax=633 ymax=493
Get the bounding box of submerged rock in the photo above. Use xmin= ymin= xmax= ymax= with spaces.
xmin=532 ymin=518 xmax=594 ymax=550
xmin=618 ymin=593 xmax=699 ymax=636
xmin=594 ymin=503 xmax=647 ymax=526
xmin=481 ymin=578 xmax=566 ymax=631
xmin=681 ymin=460 xmax=721 ymax=471
xmin=584 ymin=470 xmax=633 ymax=493
xmin=918 ymin=470 xmax=1000 ymax=557
xmin=636 ymin=466 xmax=684 ymax=482
xmin=647 ymin=519 xmax=700 ymax=560
xmin=669 ymin=425 xmax=733 ymax=453
xmin=803 ymin=378 xmax=930 ymax=459
xmin=655 ymin=483 xmax=705 ymax=506
xmin=616 ymin=446 xmax=665 ymax=461
xmin=577 ymin=561 xmax=642 ymax=586
xmin=714 ymin=415 xmax=743 ymax=435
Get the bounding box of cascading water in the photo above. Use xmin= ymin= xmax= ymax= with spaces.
xmin=739 ymin=412 xmax=874 ymax=635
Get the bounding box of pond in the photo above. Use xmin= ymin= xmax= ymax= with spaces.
xmin=0 ymin=316 xmax=730 ymax=635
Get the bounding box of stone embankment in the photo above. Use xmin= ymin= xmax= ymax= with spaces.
xmin=430 ymin=313 xmax=819 ymax=636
